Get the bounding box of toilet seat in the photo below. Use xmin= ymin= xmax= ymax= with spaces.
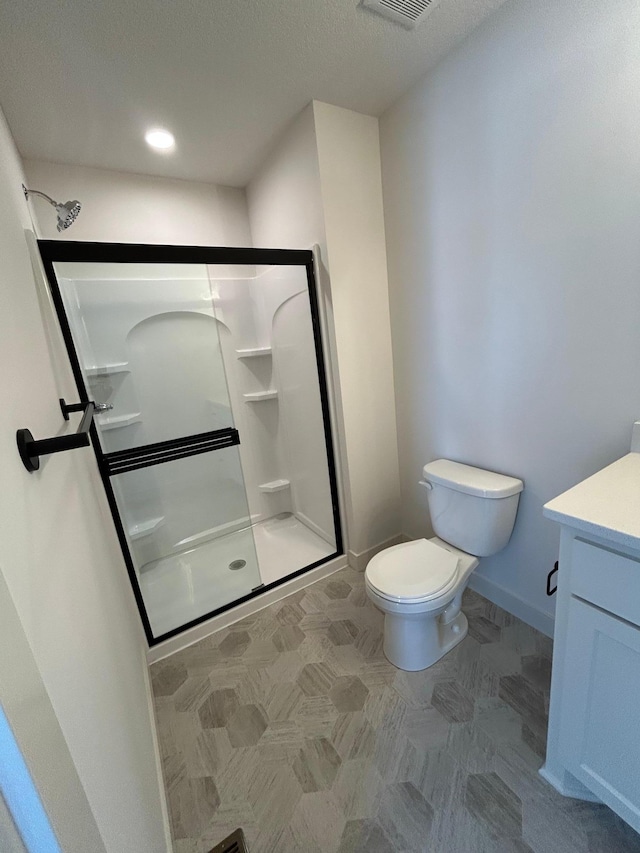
xmin=366 ymin=539 xmax=459 ymax=604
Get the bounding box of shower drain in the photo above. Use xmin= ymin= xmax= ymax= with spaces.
xmin=228 ymin=559 xmax=246 ymax=571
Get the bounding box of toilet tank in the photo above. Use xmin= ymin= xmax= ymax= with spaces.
xmin=422 ymin=459 xmax=524 ymax=557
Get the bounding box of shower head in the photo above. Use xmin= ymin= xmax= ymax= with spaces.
xmin=22 ymin=185 xmax=82 ymax=232
xmin=54 ymin=198 xmax=82 ymax=231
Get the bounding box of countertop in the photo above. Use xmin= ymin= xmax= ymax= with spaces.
xmin=544 ymin=452 xmax=640 ymax=550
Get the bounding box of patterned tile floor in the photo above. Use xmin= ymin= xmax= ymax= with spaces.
xmin=151 ymin=566 xmax=640 ymax=853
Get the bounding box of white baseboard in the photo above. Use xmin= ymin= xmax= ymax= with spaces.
xmin=539 ymin=765 xmax=601 ymax=802
xmin=348 ymin=534 xmax=405 ymax=572
xmin=468 ymin=572 xmax=555 ymax=638
xmin=147 ymin=554 xmax=347 ymax=664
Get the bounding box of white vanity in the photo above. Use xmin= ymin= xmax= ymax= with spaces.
xmin=542 ymin=442 xmax=640 ymax=833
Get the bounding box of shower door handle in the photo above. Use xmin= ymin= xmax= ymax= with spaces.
xmin=103 ymin=427 xmax=241 ymax=475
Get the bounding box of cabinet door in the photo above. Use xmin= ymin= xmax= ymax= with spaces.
xmin=559 ymin=596 xmax=640 ymax=832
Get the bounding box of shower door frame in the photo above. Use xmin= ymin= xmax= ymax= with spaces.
xmin=38 ymin=240 xmax=344 ymax=645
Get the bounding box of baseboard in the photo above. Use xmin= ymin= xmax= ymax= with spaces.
xmin=539 ymin=765 xmax=601 ymax=802
xmin=141 ymin=648 xmax=173 ymax=851
xmin=348 ymin=534 xmax=405 ymax=572
xmin=147 ymin=554 xmax=347 ymax=664
xmin=468 ymin=573 xmax=555 ymax=638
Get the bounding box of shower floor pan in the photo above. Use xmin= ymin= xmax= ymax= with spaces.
xmin=140 ymin=513 xmax=334 ymax=638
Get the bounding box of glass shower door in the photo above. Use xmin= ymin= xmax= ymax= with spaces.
xmin=54 ymin=261 xmax=262 ymax=641
xmin=111 ymin=447 xmax=260 ymax=638
xmin=43 ymin=244 xmax=343 ymax=646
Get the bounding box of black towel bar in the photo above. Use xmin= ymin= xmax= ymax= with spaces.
xmin=17 ymin=398 xmax=96 ymax=472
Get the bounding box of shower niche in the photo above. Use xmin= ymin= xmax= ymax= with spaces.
xmin=40 ymin=243 xmax=342 ymax=644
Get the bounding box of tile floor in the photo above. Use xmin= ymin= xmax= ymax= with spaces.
xmin=151 ymin=566 xmax=640 ymax=853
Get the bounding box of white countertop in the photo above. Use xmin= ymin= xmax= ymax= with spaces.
xmin=544 ymin=452 xmax=640 ymax=550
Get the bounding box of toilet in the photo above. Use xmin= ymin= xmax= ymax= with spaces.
xmin=365 ymin=459 xmax=523 ymax=671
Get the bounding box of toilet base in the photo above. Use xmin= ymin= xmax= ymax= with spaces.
xmin=383 ymin=609 xmax=468 ymax=671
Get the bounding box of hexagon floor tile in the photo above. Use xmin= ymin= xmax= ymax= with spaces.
xmin=151 ymin=567 xmax=640 ymax=853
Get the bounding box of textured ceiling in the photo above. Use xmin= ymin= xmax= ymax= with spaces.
xmin=0 ymin=0 xmax=508 ymax=186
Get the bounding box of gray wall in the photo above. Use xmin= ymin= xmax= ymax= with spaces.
xmin=380 ymin=0 xmax=640 ymax=633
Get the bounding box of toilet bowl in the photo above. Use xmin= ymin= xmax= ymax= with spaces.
xmin=366 ymin=537 xmax=478 ymax=670
xmin=365 ymin=459 xmax=523 ymax=671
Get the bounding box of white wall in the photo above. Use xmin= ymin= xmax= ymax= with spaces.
xmin=247 ymin=102 xmax=402 ymax=561
xmin=247 ymin=105 xmax=328 ymax=255
xmin=313 ymin=102 xmax=402 ymax=560
xmin=0 ymin=109 xmax=169 ymax=851
xmin=380 ymin=0 xmax=640 ymax=633
xmin=24 ymin=159 xmax=251 ymax=246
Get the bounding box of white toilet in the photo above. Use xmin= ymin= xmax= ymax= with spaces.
xmin=365 ymin=459 xmax=523 ymax=671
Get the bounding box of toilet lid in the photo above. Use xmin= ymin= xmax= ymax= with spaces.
xmin=366 ymin=539 xmax=459 ymax=603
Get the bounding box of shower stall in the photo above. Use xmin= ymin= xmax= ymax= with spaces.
xmin=40 ymin=242 xmax=342 ymax=644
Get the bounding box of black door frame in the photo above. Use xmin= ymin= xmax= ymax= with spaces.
xmin=38 ymin=240 xmax=343 ymax=645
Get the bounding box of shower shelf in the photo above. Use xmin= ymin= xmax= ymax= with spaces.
xmin=85 ymin=362 xmax=130 ymax=377
xmin=258 ymin=479 xmax=291 ymax=493
xmin=97 ymin=412 xmax=142 ymax=430
xmin=243 ymin=391 xmax=278 ymax=402
xmin=128 ymin=516 xmax=165 ymax=540
xmin=236 ymin=347 xmax=272 ymax=359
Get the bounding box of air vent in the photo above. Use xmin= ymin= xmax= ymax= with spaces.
xmin=208 ymin=828 xmax=248 ymax=853
xmin=361 ymin=0 xmax=443 ymax=29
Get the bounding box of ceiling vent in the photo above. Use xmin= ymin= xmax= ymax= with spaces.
xmin=361 ymin=0 xmax=443 ymax=29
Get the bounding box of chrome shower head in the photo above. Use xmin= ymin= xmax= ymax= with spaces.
xmin=22 ymin=185 xmax=82 ymax=232
xmin=54 ymin=199 xmax=82 ymax=231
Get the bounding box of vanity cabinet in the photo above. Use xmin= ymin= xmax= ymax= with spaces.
xmin=542 ymin=453 xmax=640 ymax=835
xmin=559 ymin=592 xmax=640 ymax=827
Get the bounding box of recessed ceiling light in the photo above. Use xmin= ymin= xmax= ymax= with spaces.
xmin=145 ymin=128 xmax=175 ymax=150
